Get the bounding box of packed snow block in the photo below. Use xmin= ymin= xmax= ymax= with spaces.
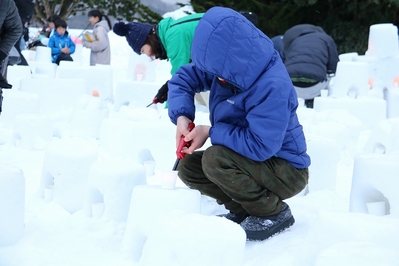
xmin=306 ymin=135 xmax=340 ymax=192
xmin=338 ymin=52 xmax=358 ymax=62
xmin=121 ymin=185 xmax=201 ymax=261
xmin=140 ymin=211 xmax=246 ymax=266
xmin=70 ymin=44 xmax=83 ymax=64
xmin=362 ymin=118 xmax=399 ymax=154
xmin=38 ymin=138 xmax=99 ymax=213
xmin=56 ymin=65 xmax=113 ymax=102
xmin=66 ymin=95 xmax=109 ymax=139
xmin=13 ymin=114 xmax=53 ymax=150
xmin=33 ymin=62 xmax=57 ymax=78
xmin=308 ymin=110 xmax=362 ymax=154
xmin=329 ymin=61 xmax=369 ymax=98
xmin=313 ymin=96 xmax=386 ymax=129
xmin=300 ymin=210 xmax=399 ymax=266
xmin=35 ymin=46 xmax=52 ymax=63
xmin=366 ymin=23 xmax=399 ymax=59
xmin=113 ymin=79 xmax=162 ymax=111
xmin=126 ymin=51 xmax=156 ymax=82
xmin=365 ymin=56 xmax=399 ymax=98
xmin=83 ymin=159 xmax=147 ymax=221
xmin=21 ymin=49 xmax=35 ymax=66
xmin=100 ymin=118 xmax=176 ymax=170
xmin=0 ymin=90 xmax=40 ymax=127
xmin=6 ymin=65 xmax=31 ymax=90
xmin=350 ymin=153 xmax=399 ymax=216
xmin=0 ymin=164 xmax=25 ymax=247
xmin=19 ymin=77 xmax=88 ymax=115
xmin=386 ymin=86 xmax=399 ymax=118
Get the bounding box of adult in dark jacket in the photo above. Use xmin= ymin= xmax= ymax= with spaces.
xmin=283 ymin=24 xmax=339 ymax=108
xmin=168 ymin=7 xmax=310 ymax=241
xmin=13 ymin=0 xmax=35 ymax=65
xmin=0 ymin=0 xmax=23 ymax=113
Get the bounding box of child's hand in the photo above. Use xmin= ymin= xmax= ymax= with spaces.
xmin=61 ymin=47 xmax=70 ymax=54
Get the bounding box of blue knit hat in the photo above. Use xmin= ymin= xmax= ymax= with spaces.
xmin=113 ymin=21 xmax=153 ymax=55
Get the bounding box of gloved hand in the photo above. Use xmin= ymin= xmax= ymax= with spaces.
xmin=152 ymin=81 xmax=168 ymax=104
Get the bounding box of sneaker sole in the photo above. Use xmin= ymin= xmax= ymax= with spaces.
xmin=245 ymin=215 xmax=295 ymax=241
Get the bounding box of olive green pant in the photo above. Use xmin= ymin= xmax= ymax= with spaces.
xmin=177 ymin=145 xmax=309 ymax=216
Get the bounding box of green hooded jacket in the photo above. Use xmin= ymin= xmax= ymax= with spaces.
xmin=157 ymin=13 xmax=204 ymax=75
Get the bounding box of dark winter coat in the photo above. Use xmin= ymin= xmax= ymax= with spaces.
xmin=0 ymin=0 xmax=22 ymax=112
xmin=168 ymin=7 xmax=310 ymax=169
xmin=0 ymin=0 xmax=22 ymax=61
xmin=282 ymin=24 xmax=339 ymax=82
xmin=14 ymin=0 xmax=34 ymax=25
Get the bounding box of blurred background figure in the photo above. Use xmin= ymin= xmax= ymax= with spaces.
xmin=271 ymin=35 xmax=285 ymax=61
xmin=48 ymin=19 xmax=75 ymax=65
xmin=239 ymin=11 xmax=258 ymax=26
xmin=0 ymin=0 xmax=23 ymax=113
xmin=82 ymin=9 xmax=112 ymax=66
xmin=282 ymin=24 xmax=339 ymax=108
xmin=13 ymin=0 xmax=34 ymax=65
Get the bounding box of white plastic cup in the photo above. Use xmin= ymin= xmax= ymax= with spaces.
xmin=136 ymin=73 xmax=143 ymax=81
xmin=160 ymin=170 xmax=178 ymax=190
xmin=366 ymin=201 xmax=386 ymax=216
xmin=92 ymin=202 xmax=105 ymax=219
xmin=44 ymin=185 xmax=54 ymax=203
xmin=143 ymin=160 xmax=156 ymax=177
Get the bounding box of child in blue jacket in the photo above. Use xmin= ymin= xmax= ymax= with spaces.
xmin=48 ymin=19 xmax=75 ymax=65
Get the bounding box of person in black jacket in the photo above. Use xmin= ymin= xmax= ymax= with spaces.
xmin=13 ymin=0 xmax=34 ymax=66
xmin=282 ymin=24 xmax=339 ymax=108
xmin=0 ymin=0 xmax=23 ymax=113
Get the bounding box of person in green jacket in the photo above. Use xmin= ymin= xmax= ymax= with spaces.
xmin=113 ymin=13 xmax=205 ymax=106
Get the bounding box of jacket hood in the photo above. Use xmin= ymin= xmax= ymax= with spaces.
xmin=283 ymin=24 xmax=325 ymax=52
xmin=95 ymin=19 xmax=110 ymax=32
xmin=191 ymin=7 xmax=275 ymax=90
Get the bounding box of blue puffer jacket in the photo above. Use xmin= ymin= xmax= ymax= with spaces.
xmin=168 ymin=7 xmax=310 ymax=169
xmin=48 ymin=30 xmax=76 ymax=63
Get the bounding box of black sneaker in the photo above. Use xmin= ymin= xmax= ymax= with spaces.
xmin=217 ymin=212 xmax=249 ymax=224
xmin=240 ymin=202 xmax=295 ymax=241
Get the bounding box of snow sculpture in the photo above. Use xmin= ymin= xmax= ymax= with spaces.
xmin=38 ymin=138 xmax=99 ymax=213
xmin=0 ymin=164 xmax=25 ymax=246
xmin=126 ymin=52 xmax=156 ymax=82
xmin=34 ymin=46 xmax=52 ymax=63
xmin=362 ymin=118 xmax=399 ymax=154
xmin=350 ymin=152 xmax=399 ymax=216
xmin=329 ymin=61 xmax=369 ymax=99
xmin=313 ymin=96 xmax=386 ymax=129
xmin=67 ymin=94 xmax=109 ymax=139
xmin=13 ymin=113 xmax=53 ymax=150
xmin=34 ymin=62 xmax=57 ymax=78
xmin=56 ymin=65 xmax=113 ymax=102
xmin=19 ymin=77 xmax=88 ymax=115
xmin=6 ymin=65 xmax=31 ymax=90
xmin=0 ymin=90 xmax=40 ymax=127
xmin=83 ymin=159 xmax=146 ymax=221
xmin=306 ymin=135 xmax=340 ymax=192
xmin=121 ymin=185 xmax=201 ymax=261
xmin=113 ymin=79 xmax=163 ymax=111
xmin=140 ymin=211 xmax=246 ymax=266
